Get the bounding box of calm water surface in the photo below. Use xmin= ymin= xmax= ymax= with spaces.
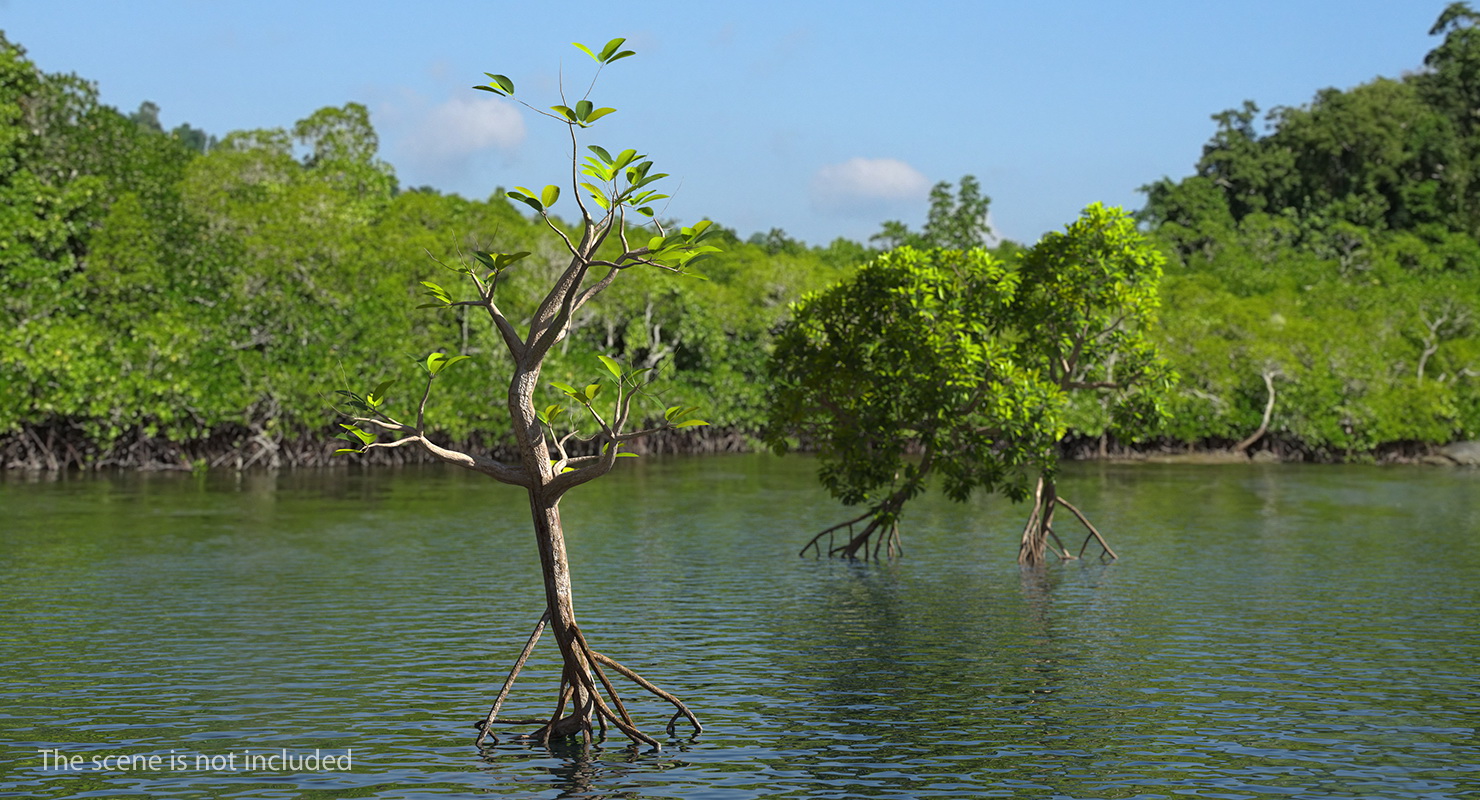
xmin=1 ymin=455 xmax=1477 ymax=799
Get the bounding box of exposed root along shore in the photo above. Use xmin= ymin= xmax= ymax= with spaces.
xmin=0 ymin=423 xmax=755 ymax=472
xmin=0 ymin=424 xmax=1465 ymax=472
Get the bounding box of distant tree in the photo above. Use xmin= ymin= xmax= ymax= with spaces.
xmin=1006 ymin=204 xmax=1174 ymax=565
xmin=769 ymin=205 xmax=1171 ymax=564
xmin=766 ymin=246 xmax=1060 ymax=559
xmin=336 ymin=39 xmax=714 ymax=748
xmin=748 ymin=226 xmax=804 ymax=255
xmin=872 ymin=175 xmax=993 ymax=251
xmin=129 ymin=100 xmax=163 ymax=132
xmin=1421 ymin=2 xmax=1480 ymax=133
xmin=170 ymin=122 xmax=215 ymax=154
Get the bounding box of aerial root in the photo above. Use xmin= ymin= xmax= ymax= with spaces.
xmin=800 ymin=496 xmax=906 ymax=561
xmin=589 ymin=650 xmax=703 ymax=736
xmin=473 ymin=611 xmax=701 ymax=750
xmin=475 ymin=610 xmax=550 ymax=746
xmin=1055 ymin=496 xmax=1117 ymax=560
xmin=799 ymin=507 xmax=877 ymax=558
xmin=1045 ymin=524 xmax=1074 ymax=560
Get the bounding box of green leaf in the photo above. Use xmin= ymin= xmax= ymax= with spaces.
xmin=367 ymin=380 xmax=394 ymax=408
xmin=333 ymin=448 xmax=363 ymax=455
xmin=483 ymin=73 xmax=515 ymax=94
xmin=339 ymin=423 xmax=375 ymax=445
xmin=335 ymin=390 xmax=371 ymax=412
xmin=580 ymin=160 xmax=613 ymax=182
xmin=584 ymin=383 xmax=601 ymax=400
xmin=506 ymin=189 xmax=543 ymax=213
xmin=575 ymin=100 xmax=594 ymax=120
xmin=541 ymin=184 xmax=560 ymax=209
xmin=549 ymin=381 xmax=578 ymax=395
xmin=673 ymin=419 xmax=709 ymax=428
xmin=588 ymin=145 xmax=613 ymax=163
xmin=615 ymin=452 xmax=640 ymax=458
xmin=607 ymin=50 xmax=636 ymax=63
xmin=583 ymin=107 xmax=616 ymax=124
xmin=572 ymin=41 xmax=599 ymax=62
xmin=550 ymin=104 xmax=578 ymax=123
xmin=597 ymin=355 xmax=623 ymax=379
xmin=494 ymin=251 xmax=531 ymax=269
xmin=538 ymin=404 xmax=565 ymax=426
xmin=614 ymin=149 xmax=639 ymax=169
xmin=419 ymin=280 xmax=452 ymax=304
xmin=598 ymin=37 xmax=627 ymax=61
xmin=425 ymin=352 xmax=470 ymax=376
xmin=582 ymin=182 xmax=611 ymax=210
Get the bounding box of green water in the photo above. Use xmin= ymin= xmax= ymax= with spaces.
xmin=2 ymin=456 xmax=1477 ymax=798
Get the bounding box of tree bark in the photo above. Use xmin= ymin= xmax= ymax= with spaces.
xmin=1018 ymin=474 xmax=1118 ymax=566
xmin=1018 ymin=475 xmax=1057 ymax=566
xmin=526 ymin=492 xmax=601 ymax=739
xmin=1232 ymin=369 xmax=1278 ymax=454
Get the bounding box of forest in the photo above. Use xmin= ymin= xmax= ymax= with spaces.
xmin=3 ymin=6 xmax=1479 ymax=471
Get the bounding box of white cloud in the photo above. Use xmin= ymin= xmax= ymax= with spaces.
xmin=405 ymin=94 xmax=524 ymax=161
xmin=810 ymin=157 xmax=929 ymax=213
xmin=382 ymin=93 xmax=525 ymax=186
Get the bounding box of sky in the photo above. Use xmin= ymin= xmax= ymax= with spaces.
xmin=0 ymin=1 xmax=1449 ymax=246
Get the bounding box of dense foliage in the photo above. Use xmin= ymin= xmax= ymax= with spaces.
xmin=4 ymin=4 xmax=1480 ymax=469
xmin=0 ymin=32 xmax=851 ymax=468
xmin=765 ymin=246 xmax=1061 ymax=557
xmin=766 ymin=204 xmax=1171 ymax=560
xmin=1141 ymin=3 xmax=1480 ymax=456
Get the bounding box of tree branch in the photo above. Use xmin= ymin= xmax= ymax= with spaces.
xmin=363 ymin=435 xmax=530 ymax=487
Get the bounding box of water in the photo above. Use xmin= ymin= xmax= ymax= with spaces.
xmin=2 ymin=456 xmax=1477 ymax=799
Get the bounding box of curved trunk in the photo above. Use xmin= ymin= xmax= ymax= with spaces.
xmin=1232 ymin=370 xmax=1278 ymax=455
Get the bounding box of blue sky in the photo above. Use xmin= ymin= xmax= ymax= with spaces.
xmin=0 ymin=1 xmax=1447 ymax=246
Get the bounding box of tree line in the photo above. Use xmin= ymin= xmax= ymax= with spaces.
xmin=3 ymin=4 xmax=1479 ymax=471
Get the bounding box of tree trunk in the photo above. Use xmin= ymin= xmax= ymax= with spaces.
xmin=469 ymin=362 xmax=701 ymax=749
xmin=1232 ymin=370 xmax=1277 ymax=454
xmin=526 ymin=489 xmax=596 ymax=737
xmin=1017 ymin=474 xmax=1118 ymax=566
xmin=1018 ymin=475 xmax=1057 ymax=566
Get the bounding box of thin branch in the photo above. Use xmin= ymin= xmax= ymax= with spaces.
xmin=573 ymin=266 xmax=622 ymax=312
xmin=546 ymin=448 xmax=618 ymax=500
xmin=414 ymin=375 xmax=434 ymax=431
xmin=541 ymin=212 xmax=582 ymax=260
xmin=351 ymin=416 xmax=413 ymax=433
xmin=362 ymin=435 xmax=528 ymax=487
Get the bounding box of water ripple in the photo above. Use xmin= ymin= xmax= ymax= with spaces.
xmin=3 ymin=459 xmax=1478 ymax=798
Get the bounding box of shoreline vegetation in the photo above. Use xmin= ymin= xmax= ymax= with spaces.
xmin=5 ymin=7 xmax=1480 ymax=475
xmin=2 ymin=423 xmax=1472 ymax=473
